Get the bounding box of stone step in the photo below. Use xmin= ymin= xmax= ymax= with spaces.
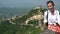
xmin=40 ymin=29 xmax=55 ymax=34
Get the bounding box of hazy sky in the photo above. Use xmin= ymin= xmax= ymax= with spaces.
xmin=0 ymin=0 xmax=60 ymax=9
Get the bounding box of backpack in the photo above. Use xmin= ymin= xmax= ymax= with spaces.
xmin=46 ymin=10 xmax=48 ymax=27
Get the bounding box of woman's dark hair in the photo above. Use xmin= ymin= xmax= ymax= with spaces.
xmin=47 ymin=1 xmax=54 ymax=6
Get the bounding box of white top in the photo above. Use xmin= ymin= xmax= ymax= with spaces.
xmin=58 ymin=15 xmax=60 ymax=25
xmin=44 ymin=10 xmax=59 ymax=24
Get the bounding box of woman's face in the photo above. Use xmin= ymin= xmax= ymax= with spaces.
xmin=47 ymin=3 xmax=54 ymax=10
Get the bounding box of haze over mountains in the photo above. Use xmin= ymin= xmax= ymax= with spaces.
xmin=0 ymin=0 xmax=60 ymax=18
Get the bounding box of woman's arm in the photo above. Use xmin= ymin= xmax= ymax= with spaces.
xmin=57 ymin=10 xmax=60 ymax=25
xmin=41 ymin=11 xmax=47 ymax=30
xmin=41 ymin=23 xmax=46 ymax=30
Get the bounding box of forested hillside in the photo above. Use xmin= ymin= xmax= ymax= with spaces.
xmin=0 ymin=7 xmax=47 ymax=34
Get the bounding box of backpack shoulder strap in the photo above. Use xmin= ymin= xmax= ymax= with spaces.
xmin=46 ymin=10 xmax=48 ymax=21
xmin=47 ymin=10 xmax=48 ymax=21
xmin=46 ymin=10 xmax=48 ymax=26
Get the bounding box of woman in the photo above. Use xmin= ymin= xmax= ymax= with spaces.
xmin=42 ymin=1 xmax=60 ymax=34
